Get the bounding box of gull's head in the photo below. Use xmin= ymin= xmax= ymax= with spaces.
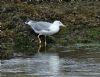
xmin=54 ymin=20 xmax=65 ymax=27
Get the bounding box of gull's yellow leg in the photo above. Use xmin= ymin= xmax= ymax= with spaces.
xmin=38 ymin=44 xmax=41 ymax=53
xmin=44 ymin=36 xmax=47 ymax=46
xmin=38 ymin=34 xmax=41 ymax=44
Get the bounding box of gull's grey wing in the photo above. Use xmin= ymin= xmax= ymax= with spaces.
xmin=33 ymin=21 xmax=52 ymax=31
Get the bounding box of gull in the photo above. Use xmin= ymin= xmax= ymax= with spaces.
xmin=25 ymin=20 xmax=65 ymax=46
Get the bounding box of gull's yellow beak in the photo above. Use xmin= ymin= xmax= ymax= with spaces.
xmin=61 ymin=23 xmax=66 ymax=27
xmin=62 ymin=24 xmax=66 ymax=27
xmin=60 ymin=22 xmax=66 ymax=27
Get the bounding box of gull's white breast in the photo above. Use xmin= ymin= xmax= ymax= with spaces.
xmin=40 ymin=24 xmax=60 ymax=36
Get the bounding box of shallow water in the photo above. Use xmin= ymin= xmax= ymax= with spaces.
xmin=0 ymin=43 xmax=100 ymax=77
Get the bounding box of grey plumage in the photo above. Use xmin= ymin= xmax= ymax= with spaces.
xmin=28 ymin=20 xmax=52 ymax=31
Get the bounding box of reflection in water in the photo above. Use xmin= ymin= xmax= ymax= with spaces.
xmin=0 ymin=45 xmax=100 ymax=77
xmin=38 ymin=44 xmax=47 ymax=53
xmin=1 ymin=52 xmax=60 ymax=77
xmin=49 ymin=54 xmax=59 ymax=75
